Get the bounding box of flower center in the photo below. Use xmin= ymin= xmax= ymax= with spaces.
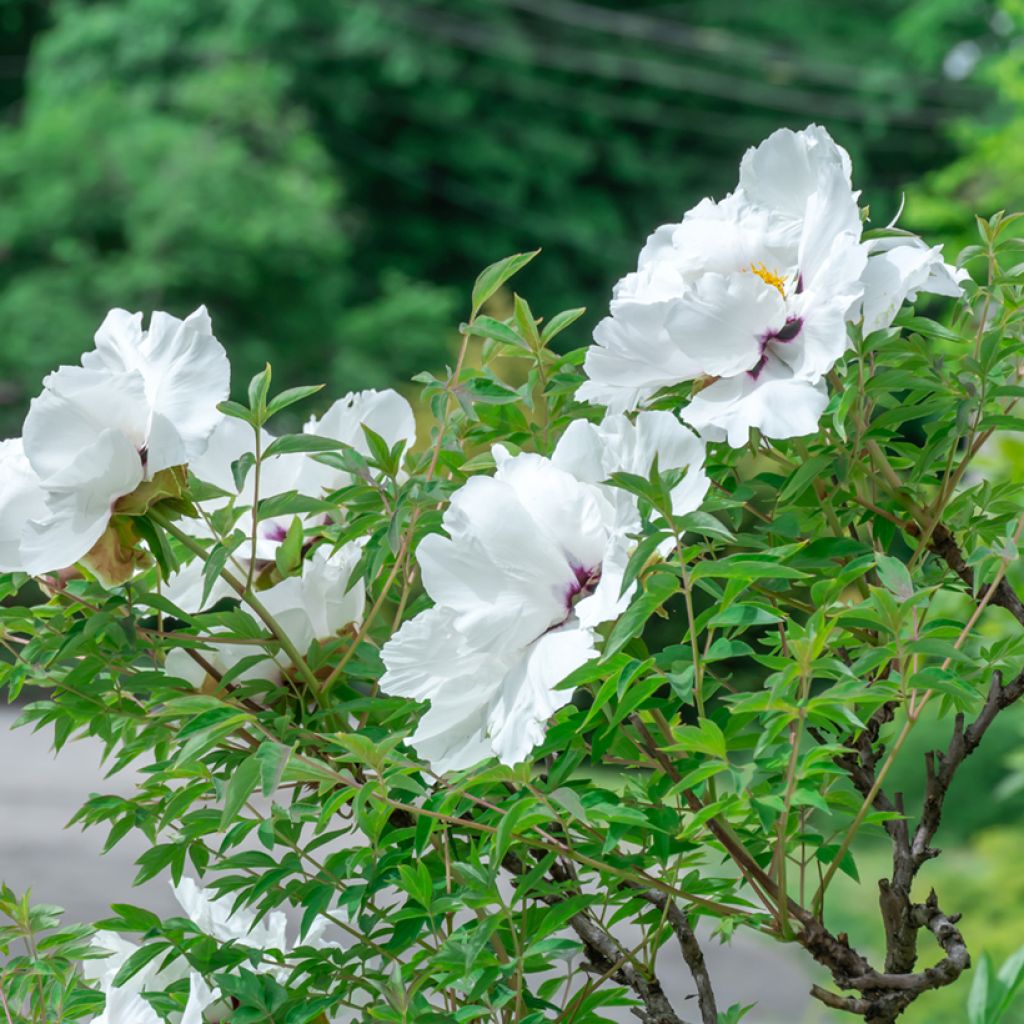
xmin=566 ymin=563 xmax=601 ymax=611
xmin=747 ymin=262 xmax=787 ymax=298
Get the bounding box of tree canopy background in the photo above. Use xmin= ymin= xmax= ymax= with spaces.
xmin=0 ymin=0 xmax=1008 ymax=434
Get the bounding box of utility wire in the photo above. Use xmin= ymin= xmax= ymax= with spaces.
xmin=374 ymin=1 xmax=976 ymax=128
xmin=492 ymin=0 xmax=981 ymax=105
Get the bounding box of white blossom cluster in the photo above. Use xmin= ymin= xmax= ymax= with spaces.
xmin=578 ymin=124 xmax=965 ymax=445
xmin=0 ymin=123 xmax=966 ymax=1022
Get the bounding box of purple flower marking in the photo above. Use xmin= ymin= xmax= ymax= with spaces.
xmin=748 ymin=316 xmax=804 ymax=380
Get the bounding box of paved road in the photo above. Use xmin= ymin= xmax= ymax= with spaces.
xmin=0 ymin=710 xmax=827 ymax=1022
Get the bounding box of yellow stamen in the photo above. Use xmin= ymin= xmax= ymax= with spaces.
xmin=747 ymin=262 xmax=787 ymax=298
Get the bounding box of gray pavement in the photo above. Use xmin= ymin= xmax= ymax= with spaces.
xmin=0 ymin=709 xmax=826 ymax=1022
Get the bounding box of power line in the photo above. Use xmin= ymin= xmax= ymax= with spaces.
xmin=492 ymin=0 xmax=980 ymax=106
xmin=375 ymin=1 xmax=976 ymax=129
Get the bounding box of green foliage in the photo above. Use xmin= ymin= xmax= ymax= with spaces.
xmin=0 ymin=0 xmax=1001 ymax=434
xmin=0 ymin=887 xmax=102 ymax=1023
xmin=6 ymin=218 xmax=1024 ymax=1021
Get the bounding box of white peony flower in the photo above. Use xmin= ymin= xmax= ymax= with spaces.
xmin=379 ymin=413 xmax=706 ymax=772
xmin=0 ymin=307 xmax=228 ymax=581
xmin=84 ymin=877 xmax=339 ymax=1024
xmin=165 ymin=544 xmax=365 ymax=687
xmin=580 ymin=124 xmax=963 ymax=446
xmin=0 ymin=439 xmax=49 ymax=572
xmin=163 ymin=416 xmax=316 ymax=613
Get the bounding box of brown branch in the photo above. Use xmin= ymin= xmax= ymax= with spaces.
xmin=913 ymin=520 xmax=1024 ymax=627
xmin=804 ymin=892 xmax=968 ymax=1024
xmin=812 ymin=666 xmax=1024 ymax=1020
xmin=505 ymin=853 xmax=692 ymax=1024
xmin=633 ymin=889 xmax=718 ymax=1024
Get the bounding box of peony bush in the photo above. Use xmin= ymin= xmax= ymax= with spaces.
xmin=0 ymin=124 xmax=1020 ymax=1024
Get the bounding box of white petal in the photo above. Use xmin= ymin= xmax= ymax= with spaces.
xmin=661 ymin=271 xmax=785 ymax=378
xmin=493 ymin=449 xmax=617 ymax=578
xmin=181 ymin=972 xmax=220 ymax=1024
xmin=162 ymin=559 xmax=236 ymax=616
xmin=682 ymin=363 xmax=828 ymax=448
xmin=552 ymin=411 xmax=709 ymax=531
xmin=308 ymin=388 xmax=416 ymax=459
xmin=861 ymin=236 xmax=965 ymax=335
xmin=171 ymin=877 xmax=289 ymax=950
xmin=579 ymin=304 xmax=704 ymax=413
xmin=738 ymin=124 xmax=859 ymax=236
xmin=21 ymin=429 xmax=144 ymax=575
xmin=83 ymin=932 xmax=141 ymax=993
xmin=0 ymin=439 xmax=48 ymax=572
xmin=258 ymin=543 xmax=366 ymax=658
xmin=110 ymin=306 xmax=229 ymax=460
xmin=23 ymin=367 xmax=151 ymax=480
xmin=487 ymin=625 xmax=597 ymax=766
xmin=574 ymin=533 xmax=634 ymax=629
xmin=416 ymin=473 xmax=575 ymax=648
xmin=94 ymin=985 xmax=162 ymax=1024
xmin=379 ymin=607 xmax=501 ymax=773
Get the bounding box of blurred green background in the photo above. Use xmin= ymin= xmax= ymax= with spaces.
xmin=3 ymin=0 xmax=1024 ymax=1020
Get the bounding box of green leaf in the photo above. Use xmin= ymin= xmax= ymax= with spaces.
xmin=690 ymin=555 xmax=809 ymax=582
xmin=541 ymin=306 xmax=586 ymax=344
xmin=470 ymin=250 xmax=540 ymax=318
xmin=263 ymin=433 xmax=347 ymax=458
xmin=220 ymin=756 xmax=261 ymax=830
xmin=231 ymin=451 xmax=256 ymax=492
xmin=677 ymin=510 xmax=736 ymax=543
xmin=111 ymin=941 xmax=169 ymax=988
xmin=255 ymin=741 xmax=292 ymax=798
xmin=265 ymin=384 xmax=325 ymax=419
xmin=513 ymin=293 xmax=541 ymax=348
xmin=274 ymin=516 xmax=306 ymax=577
xmin=990 ymin=945 xmax=1024 ymax=1021
xmin=875 ymin=554 xmax=913 ymax=600
xmin=603 ymin=570 xmax=679 ymax=661
xmin=463 ymin=315 xmax=530 ymax=351
xmin=968 ymin=952 xmax=994 ymax=1024
xmin=218 ymin=399 xmax=254 ymax=424
xmin=397 ymin=861 xmax=434 ymax=909
xmin=247 ymin=364 xmax=273 ymax=418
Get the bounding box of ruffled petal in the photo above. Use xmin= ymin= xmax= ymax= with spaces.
xmin=487 ymin=625 xmax=598 ymax=766
xmin=379 ymin=607 xmax=501 ymax=773
xmin=416 ymin=473 xmax=574 ymax=647
xmin=0 ymin=439 xmax=49 ymax=572
xmin=682 ymin=363 xmax=829 ymax=448
xmin=23 ymin=367 xmax=150 ymax=480
xmin=20 ymin=429 xmax=144 ymax=576
xmin=130 ymin=306 xmax=229 ymax=459
xmin=861 ymin=236 xmax=966 ymax=335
